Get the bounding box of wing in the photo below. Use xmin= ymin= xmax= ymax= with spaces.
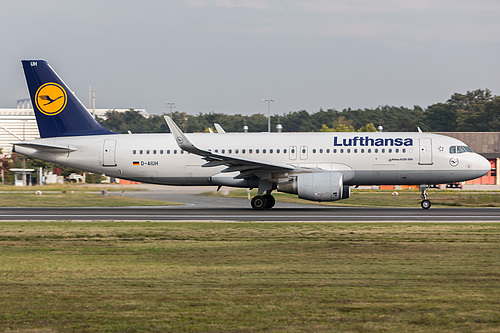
xmin=164 ymin=116 xmax=297 ymax=181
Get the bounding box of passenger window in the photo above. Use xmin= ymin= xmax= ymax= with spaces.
xmin=382 ymin=149 xmax=385 ymax=153
xmin=160 ymin=150 xmax=163 ymax=154
xmin=174 ymin=150 xmax=177 ymax=154
xmin=347 ymin=149 xmax=351 ymax=153
xmin=242 ymin=149 xmax=246 ymax=154
xmin=291 ymin=148 xmax=295 ymax=153
xmin=354 ymin=149 xmax=357 ymax=153
xmin=302 ymin=148 xmax=306 ymax=153
xmin=334 ymin=149 xmax=337 ymax=153
xmin=167 ymin=150 xmax=170 ymax=154
xmin=256 ymin=149 xmax=259 ymax=154
xmin=235 ymin=149 xmax=239 ymax=154
xmin=215 ymin=149 xmax=218 ymax=153
xmin=249 ymin=149 xmax=252 ymax=154
xmin=153 ymin=150 xmax=157 ymax=154
xmin=139 ymin=150 xmax=143 ymax=154
xmin=388 ymin=149 xmax=392 ymax=153
xmin=222 ymin=149 xmax=225 ymax=153
xmin=276 ymin=149 xmax=280 ymax=153
xmin=181 ymin=150 xmax=184 ymax=154
xmin=263 ymin=149 xmax=266 ymax=154
xmin=375 ymin=149 xmax=378 ymax=153
xmin=340 ymin=149 xmax=344 ymax=153
xmin=320 ymin=149 xmax=323 ymax=153
xmin=133 ymin=150 xmax=136 ymax=154
xmin=284 ymin=149 xmax=287 ymax=153
xmin=326 ymin=149 xmax=330 ymax=153
xmin=228 ymin=149 xmax=232 ymax=154
xmin=402 ymin=148 xmax=406 ymax=153
xmin=368 ymin=149 xmax=371 ymax=153
xmin=395 ymin=149 xmax=399 ymax=153
xmin=146 ymin=150 xmax=150 ymax=154
xmin=312 ymin=149 xmax=316 ymax=153
xmin=361 ymin=149 xmax=364 ymax=153
xmin=270 ymin=149 xmax=273 ymax=154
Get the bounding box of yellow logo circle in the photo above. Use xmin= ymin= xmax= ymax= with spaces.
xmin=35 ymin=82 xmax=67 ymax=116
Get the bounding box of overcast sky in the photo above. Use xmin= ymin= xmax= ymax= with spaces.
xmin=1 ymin=0 xmax=499 ymax=116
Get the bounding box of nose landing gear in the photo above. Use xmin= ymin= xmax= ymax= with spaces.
xmin=420 ymin=185 xmax=431 ymax=209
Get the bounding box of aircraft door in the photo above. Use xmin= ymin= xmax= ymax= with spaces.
xmin=300 ymin=145 xmax=308 ymax=160
xmin=419 ymin=138 xmax=433 ymax=165
xmin=103 ymin=139 xmax=117 ymax=166
xmin=289 ymin=145 xmax=297 ymax=160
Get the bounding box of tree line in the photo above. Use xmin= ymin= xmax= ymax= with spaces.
xmin=99 ymin=89 xmax=500 ymax=133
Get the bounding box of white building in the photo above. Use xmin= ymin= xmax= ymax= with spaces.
xmin=0 ymin=107 xmax=148 ymax=156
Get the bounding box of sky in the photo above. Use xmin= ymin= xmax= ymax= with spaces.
xmin=1 ymin=0 xmax=499 ymax=116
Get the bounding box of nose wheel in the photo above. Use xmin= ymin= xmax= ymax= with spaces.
xmin=421 ymin=199 xmax=431 ymax=209
xmin=420 ymin=185 xmax=431 ymax=209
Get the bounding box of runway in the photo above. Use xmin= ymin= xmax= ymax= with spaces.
xmin=1 ymin=185 xmax=499 ymax=222
xmin=0 ymin=206 xmax=499 ymax=222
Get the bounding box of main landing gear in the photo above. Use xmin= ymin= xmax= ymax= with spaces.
xmin=251 ymin=193 xmax=275 ymax=210
xmin=420 ymin=185 xmax=431 ymax=209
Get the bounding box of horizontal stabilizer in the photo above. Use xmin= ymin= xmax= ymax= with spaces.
xmin=13 ymin=142 xmax=77 ymax=153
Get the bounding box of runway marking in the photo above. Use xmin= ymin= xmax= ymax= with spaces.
xmin=0 ymin=214 xmax=499 ymax=221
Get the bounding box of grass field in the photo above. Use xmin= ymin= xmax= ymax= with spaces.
xmin=0 ymin=222 xmax=498 ymax=332
xmin=0 ymin=192 xmax=178 ymax=207
xmin=207 ymin=188 xmax=500 ymax=208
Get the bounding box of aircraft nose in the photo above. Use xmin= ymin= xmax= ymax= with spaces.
xmin=476 ymin=154 xmax=491 ymax=177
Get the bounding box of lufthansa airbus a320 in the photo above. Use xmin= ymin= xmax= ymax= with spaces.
xmin=13 ymin=60 xmax=491 ymax=209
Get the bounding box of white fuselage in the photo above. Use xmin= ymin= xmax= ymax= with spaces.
xmin=14 ymin=131 xmax=490 ymax=187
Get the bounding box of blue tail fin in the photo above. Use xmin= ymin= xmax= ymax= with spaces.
xmin=22 ymin=60 xmax=114 ymax=138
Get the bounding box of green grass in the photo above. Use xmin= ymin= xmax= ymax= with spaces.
xmin=206 ymin=189 xmax=500 ymax=207
xmin=0 ymin=222 xmax=498 ymax=332
xmin=0 ymin=184 xmax=146 ymax=192
xmin=0 ymin=192 xmax=179 ymax=207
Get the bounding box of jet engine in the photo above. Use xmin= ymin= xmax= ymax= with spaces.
xmin=277 ymin=171 xmax=350 ymax=202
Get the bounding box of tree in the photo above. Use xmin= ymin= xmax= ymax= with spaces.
xmin=358 ymin=123 xmax=377 ymax=132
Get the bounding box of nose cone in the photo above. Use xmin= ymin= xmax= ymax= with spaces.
xmin=476 ymin=155 xmax=491 ymax=177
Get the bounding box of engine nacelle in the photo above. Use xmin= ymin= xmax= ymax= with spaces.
xmin=277 ymin=172 xmax=350 ymax=202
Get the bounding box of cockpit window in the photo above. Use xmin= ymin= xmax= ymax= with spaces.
xmin=450 ymin=145 xmax=472 ymax=154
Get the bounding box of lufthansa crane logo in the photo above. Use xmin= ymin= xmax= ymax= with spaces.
xmin=35 ymin=82 xmax=67 ymax=116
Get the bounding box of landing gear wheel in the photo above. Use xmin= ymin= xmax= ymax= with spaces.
xmin=421 ymin=199 xmax=431 ymax=209
xmin=251 ymin=195 xmax=268 ymax=210
xmin=263 ymin=194 xmax=275 ymax=209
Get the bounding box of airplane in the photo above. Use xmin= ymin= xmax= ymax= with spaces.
xmin=13 ymin=60 xmax=491 ymax=210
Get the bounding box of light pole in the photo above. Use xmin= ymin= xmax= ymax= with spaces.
xmin=262 ymin=99 xmax=276 ymax=132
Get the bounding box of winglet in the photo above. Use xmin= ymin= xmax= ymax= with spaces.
xmin=214 ymin=123 xmax=226 ymax=134
xmin=417 ymin=127 xmax=423 ymax=133
xmin=164 ymin=116 xmax=209 ymax=156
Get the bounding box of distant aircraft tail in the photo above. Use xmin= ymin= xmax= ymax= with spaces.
xmin=21 ymin=60 xmax=114 ymax=138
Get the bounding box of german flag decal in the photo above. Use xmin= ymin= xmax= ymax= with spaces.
xmin=133 ymin=161 xmax=140 ymax=166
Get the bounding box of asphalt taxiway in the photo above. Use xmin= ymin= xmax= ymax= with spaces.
xmin=0 ymin=206 xmax=499 ymax=222
xmin=1 ymin=185 xmax=499 ymax=222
